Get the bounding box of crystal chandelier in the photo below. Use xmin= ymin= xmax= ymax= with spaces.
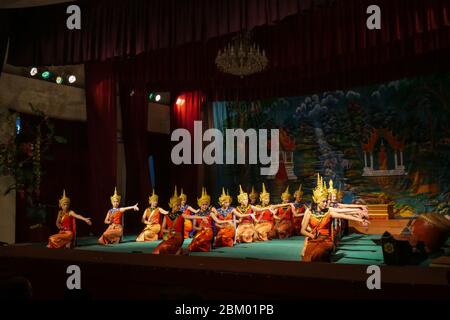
xmin=215 ymin=31 xmax=268 ymax=78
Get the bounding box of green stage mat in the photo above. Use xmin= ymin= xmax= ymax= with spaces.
xmin=72 ymin=234 xmax=385 ymax=265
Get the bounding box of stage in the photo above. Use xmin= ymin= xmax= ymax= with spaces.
xmin=1 ymin=233 xmax=449 ymax=300
xmin=71 ymin=234 xmax=384 ymax=265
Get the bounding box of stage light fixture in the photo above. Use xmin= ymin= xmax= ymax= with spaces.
xmin=41 ymin=71 xmax=51 ymax=79
xmin=176 ymin=97 xmax=185 ymax=106
xmin=68 ymin=75 xmax=77 ymax=84
xmin=55 ymin=76 xmax=63 ymax=84
xmin=30 ymin=67 xmax=38 ymax=76
xmin=155 ymin=94 xmax=161 ymax=102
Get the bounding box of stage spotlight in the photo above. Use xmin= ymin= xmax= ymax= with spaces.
xmin=30 ymin=67 xmax=38 ymax=76
xmin=155 ymin=94 xmax=161 ymax=102
xmin=41 ymin=71 xmax=51 ymax=79
xmin=55 ymin=76 xmax=63 ymax=84
xmin=68 ymin=75 xmax=77 ymax=84
xmin=176 ymin=97 xmax=185 ymax=106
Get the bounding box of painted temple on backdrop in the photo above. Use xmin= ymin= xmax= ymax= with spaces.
xmin=362 ymin=128 xmax=407 ymax=177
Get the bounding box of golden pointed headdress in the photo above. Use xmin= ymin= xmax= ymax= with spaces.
xmin=149 ymin=189 xmax=158 ymax=204
xmin=237 ymin=185 xmax=248 ymax=204
xmin=218 ymin=187 xmax=232 ymax=205
xmin=294 ymin=184 xmax=303 ymax=198
xmin=169 ymin=186 xmax=181 ymax=208
xmin=59 ymin=189 xmax=70 ymax=207
xmin=259 ymin=182 xmax=270 ymax=202
xmin=281 ymin=186 xmax=291 ymax=201
xmin=197 ymin=187 xmax=211 ymax=206
xmin=110 ymin=187 xmax=121 ymax=204
xmin=312 ymin=173 xmax=328 ymax=204
xmin=179 ymin=188 xmax=187 ymax=202
xmin=249 ymin=186 xmax=258 ymax=201
xmin=327 ymin=179 xmax=338 ymax=196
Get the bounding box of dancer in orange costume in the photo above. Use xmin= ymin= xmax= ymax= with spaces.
xmin=187 ymin=187 xmax=233 ymax=252
xmin=136 ymin=189 xmax=161 ymax=242
xmin=211 ymin=188 xmax=255 ymax=247
xmin=153 ymin=187 xmax=210 ymax=254
xmin=272 ymin=186 xmax=294 ymax=239
xmin=211 ymin=188 xmax=235 ymax=248
xmin=291 ymin=185 xmax=306 ymax=236
xmin=301 ymin=174 xmax=369 ymax=262
xmin=249 ymin=186 xmax=259 ymax=206
xmin=234 ymin=185 xmax=259 ymax=243
xmin=180 ymin=188 xmax=197 ymax=239
xmin=152 ymin=187 xmax=186 ymax=254
xmin=47 ymin=190 xmax=92 ymax=248
xmin=253 ymin=183 xmax=276 ymax=241
xmin=98 ymin=187 xmax=139 ymax=245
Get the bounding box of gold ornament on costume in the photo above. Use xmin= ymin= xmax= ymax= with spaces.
xmin=149 ymin=189 xmax=159 ymax=204
xmin=312 ymin=173 xmax=328 ymax=204
xmin=180 ymin=188 xmax=187 ymax=202
xmin=59 ymin=189 xmax=70 ymax=207
xmin=327 ymin=179 xmax=338 ymax=196
xmin=169 ymin=186 xmax=181 ymax=208
xmin=281 ymin=186 xmax=291 ymax=201
xmin=237 ymin=184 xmax=248 ymax=203
xmin=197 ymin=187 xmax=211 ymax=206
xmin=294 ymin=184 xmax=303 ymax=198
xmin=259 ymin=182 xmax=270 ymax=202
xmin=110 ymin=187 xmax=121 ymax=204
xmin=249 ymin=186 xmax=258 ymax=201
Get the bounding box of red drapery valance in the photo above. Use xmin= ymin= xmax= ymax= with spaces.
xmin=114 ymin=0 xmax=450 ymax=100
xmin=4 ymin=0 xmax=450 ymax=99
xmin=5 ymin=0 xmax=308 ymax=66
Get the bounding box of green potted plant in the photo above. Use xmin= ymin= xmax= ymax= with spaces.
xmin=0 ymin=104 xmax=66 ymax=242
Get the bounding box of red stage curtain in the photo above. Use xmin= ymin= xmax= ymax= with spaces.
xmin=84 ymin=62 xmax=117 ymax=234
xmin=119 ymin=85 xmax=150 ymax=233
xmin=171 ymin=91 xmax=205 ymax=200
xmin=119 ymin=0 xmax=450 ymax=100
xmin=6 ymin=0 xmax=450 ymax=99
xmin=6 ymin=0 xmax=305 ymax=66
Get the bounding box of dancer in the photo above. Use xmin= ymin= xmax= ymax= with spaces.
xmin=47 ymin=190 xmax=92 ymax=248
xmin=211 ymin=188 xmax=236 ymax=247
xmin=272 ymin=186 xmax=294 ymax=239
xmin=211 ymin=188 xmax=255 ymax=247
xmin=301 ymin=174 xmax=369 ymax=262
xmin=180 ymin=188 xmax=197 ymax=239
xmin=187 ymin=187 xmax=233 ymax=252
xmin=291 ymin=185 xmax=306 ymax=236
xmin=136 ymin=190 xmax=161 ymax=242
xmin=234 ymin=185 xmax=258 ymax=243
xmin=249 ymin=186 xmax=259 ymax=206
xmin=152 ymin=187 xmax=186 ymax=254
xmin=98 ymin=187 xmax=139 ymax=245
xmin=253 ymin=183 xmax=276 ymax=241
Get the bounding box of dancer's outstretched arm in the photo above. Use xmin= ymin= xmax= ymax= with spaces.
xmin=69 ymin=211 xmax=92 ymax=225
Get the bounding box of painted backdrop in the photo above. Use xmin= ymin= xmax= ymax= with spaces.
xmin=211 ymin=72 xmax=450 ymax=216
